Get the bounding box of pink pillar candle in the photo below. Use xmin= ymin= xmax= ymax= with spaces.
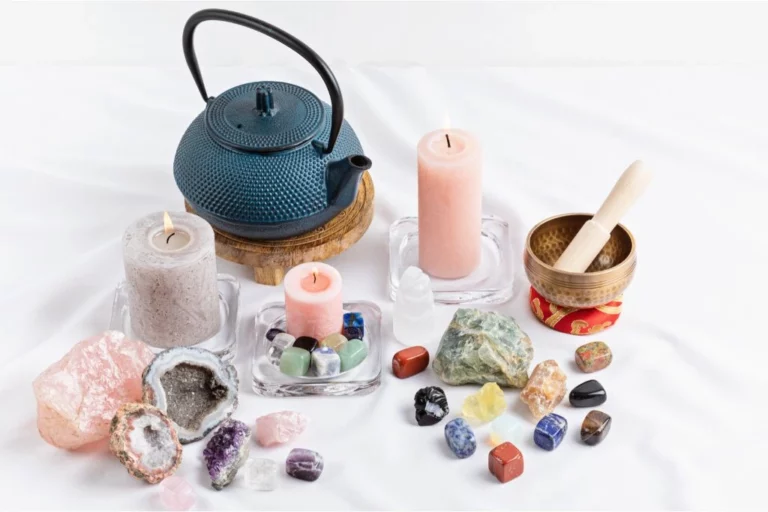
xmin=418 ymin=128 xmax=482 ymax=278
xmin=284 ymin=262 xmax=343 ymax=340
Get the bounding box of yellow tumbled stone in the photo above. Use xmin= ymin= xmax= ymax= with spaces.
xmin=461 ymin=382 xmax=506 ymax=424
xmin=320 ymin=333 xmax=348 ymax=352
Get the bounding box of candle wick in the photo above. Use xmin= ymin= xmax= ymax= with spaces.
xmin=445 ymin=133 xmax=451 ymax=148
xmin=313 ymin=273 xmax=317 ymax=284
xmin=166 ymin=232 xmax=176 ymax=244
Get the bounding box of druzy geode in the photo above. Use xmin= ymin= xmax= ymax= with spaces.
xmin=142 ymin=347 xmax=238 ymax=444
xmin=109 ymin=402 xmax=182 ymax=484
xmin=203 ymin=419 xmax=252 ymax=490
xmin=414 ymin=386 xmax=449 ymax=426
xmin=432 ymin=309 xmax=533 ymax=387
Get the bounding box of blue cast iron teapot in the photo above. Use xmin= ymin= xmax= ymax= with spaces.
xmin=174 ymin=9 xmax=372 ymax=239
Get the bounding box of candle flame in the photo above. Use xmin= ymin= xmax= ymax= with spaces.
xmin=163 ymin=211 xmax=174 ymax=235
xmin=443 ymin=113 xmax=451 ymax=131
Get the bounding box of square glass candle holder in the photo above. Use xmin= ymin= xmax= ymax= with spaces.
xmin=252 ymin=301 xmax=382 ymax=397
xmin=388 ymin=216 xmax=514 ymax=304
xmin=110 ymin=274 xmax=239 ymax=362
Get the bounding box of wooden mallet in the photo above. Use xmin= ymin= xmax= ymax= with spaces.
xmin=554 ymin=160 xmax=652 ymax=273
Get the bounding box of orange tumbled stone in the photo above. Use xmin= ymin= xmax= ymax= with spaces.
xmin=392 ymin=346 xmax=429 ymax=379
xmin=488 ymin=442 xmax=524 ymax=483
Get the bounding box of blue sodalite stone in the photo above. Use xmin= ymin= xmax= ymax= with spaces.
xmin=534 ymin=413 xmax=568 ymax=451
xmin=343 ymin=312 xmax=364 ymax=338
xmin=444 ymin=418 xmax=476 ymax=458
xmin=342 ymin=326 xmax=364 ymax=340
xmin=311 ymin=347 xmax=341 ymax=377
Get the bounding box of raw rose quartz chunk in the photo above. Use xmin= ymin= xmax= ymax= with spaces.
xmin=520 ymin=360 xmax=567 ymax=419
xmin=33 ymin=331 xmax=154 ymax=449
xmin=255 ymin=411 xmax=308 ymax=447
xmin=159 ymin=476 xmax=196 ymax=511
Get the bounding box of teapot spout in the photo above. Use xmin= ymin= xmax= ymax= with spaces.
xmin=326 ymin=155 xmax=372 ymax=207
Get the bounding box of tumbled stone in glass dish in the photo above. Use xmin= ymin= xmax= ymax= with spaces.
xmin=252 ymin=301 xmax=382 ymax=397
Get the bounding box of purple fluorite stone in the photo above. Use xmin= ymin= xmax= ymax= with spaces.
xmin=285 ymin=448 xmax=324 ymax=482
xmin=203 ymin=419 xmax=251 ymax=490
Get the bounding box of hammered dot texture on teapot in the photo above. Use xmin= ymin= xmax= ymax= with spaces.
xmin=174 ymin=102 xmax=364 ymax=225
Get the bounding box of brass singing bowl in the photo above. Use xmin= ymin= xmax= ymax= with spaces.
xmin=524 ymin=213 xmax=636 ymax=308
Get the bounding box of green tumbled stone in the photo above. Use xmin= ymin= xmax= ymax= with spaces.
xmin=280 ymin=347 xmax=310 ymax=377
xmin=432 ymin=308 xmax=534 ymax=388
xmin=338 ymin=338 xmax=367 ymax=372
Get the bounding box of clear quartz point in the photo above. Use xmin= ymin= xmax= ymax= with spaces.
xmin=393 ymin=266 xmax=435 ymax=345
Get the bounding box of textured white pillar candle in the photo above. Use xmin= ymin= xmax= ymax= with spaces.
xmin=123 ymin=211 xmax=220 ymax=348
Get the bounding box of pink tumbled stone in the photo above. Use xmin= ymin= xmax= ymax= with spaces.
xmin=255 ymin=411 xmax=308 ymax=447
xmin=159 ymin=476 xmax=196 ymax=511
xmin=33 ymin=331 xmax=154 ymax=449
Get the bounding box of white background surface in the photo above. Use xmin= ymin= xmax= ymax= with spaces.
xmin=1 ymin=1 xmax=767 ymax=510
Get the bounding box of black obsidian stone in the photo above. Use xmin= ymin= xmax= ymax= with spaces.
xmin=293 ymin=336 xmax=318 ymax=352
xmin=569 ymin=380 xmax=607 ymax=408
xmin=414 ymin=386 xmax=449 ymax=426
xmin=266 ymin=328 xmax=285 ymax=341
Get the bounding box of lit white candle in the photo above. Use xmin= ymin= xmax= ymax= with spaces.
xmin=123 ymin=211 xmax=220 ymax=348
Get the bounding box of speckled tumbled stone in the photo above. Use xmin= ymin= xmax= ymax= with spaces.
xmin=533 ymin=413 xmax=568 ymax=451
xmin=575 ymin=341 xmax=612 ymax=373
xmin=343 ymin=312 xmax=364 ymax=339
xmin=432 ymin=309 xmax=533 ymax=387
xmin=444 ymin=418 xmax=477 ymax=458
xmin=311 ymin=347 xmax=341 ymax=377
xmin=266 ymin=328 xmax=284 ymax=341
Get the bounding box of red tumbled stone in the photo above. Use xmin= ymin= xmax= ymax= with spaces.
xmin=488 ymin=442 xmax=524 ymax=483
xmin=392 ymin=346 xmax=429 ymax=379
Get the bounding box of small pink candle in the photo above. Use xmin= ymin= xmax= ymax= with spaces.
xmin=284 ymin=262 xmax=343 ymax=340
xmin=418 ymin=128 xmax=482 ymax=278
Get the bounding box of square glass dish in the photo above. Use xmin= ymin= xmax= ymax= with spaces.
xmin=388 ymin=216 xmax=514 ymax=304
xmin=252 ymin=301 xmax=382 ymax=397
xmin=109 ymin=274 xmax=239 ymax=362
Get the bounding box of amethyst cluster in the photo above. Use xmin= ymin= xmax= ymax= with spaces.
xmin=203 ymin=419 xmax=252 ymax=490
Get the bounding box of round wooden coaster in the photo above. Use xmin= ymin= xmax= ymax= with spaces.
xmin=185 ymin=171 xmax=374 ymax=285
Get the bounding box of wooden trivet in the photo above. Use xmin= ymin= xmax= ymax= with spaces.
xmin=185 ymin=171 xmax=374 ymax=285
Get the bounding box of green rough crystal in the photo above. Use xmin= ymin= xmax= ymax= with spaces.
xmin=338 ymin=338 xmax=367 ymax=372
xmin=432 ymin=309 xmax=533 ymax=388
xmin=280 ymin=347 xmax=310 ymax=377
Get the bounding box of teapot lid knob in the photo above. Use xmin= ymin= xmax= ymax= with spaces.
xmin=255 ymin=87 xmax=275 ymax=116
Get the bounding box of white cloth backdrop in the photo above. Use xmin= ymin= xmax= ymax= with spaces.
xmin=0 ymin=64 xmax=765 ymax=510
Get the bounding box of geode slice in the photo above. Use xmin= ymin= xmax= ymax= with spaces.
xmin=142 ymin=347 xmax=238 ymax=444
xmin=203 ymin=419 xmax=251 ymax=490
xmin=432 ymin=309 xmax=534 ymax=388
xmin=109 ymin=402 xmax=182 ymax=484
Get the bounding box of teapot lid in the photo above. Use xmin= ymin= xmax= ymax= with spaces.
xmin=205 ymin=81 xmax=325 ymax=153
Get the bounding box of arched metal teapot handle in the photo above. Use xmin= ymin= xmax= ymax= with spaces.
xmin=183 ymin=9 xmax=343 ymax=154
